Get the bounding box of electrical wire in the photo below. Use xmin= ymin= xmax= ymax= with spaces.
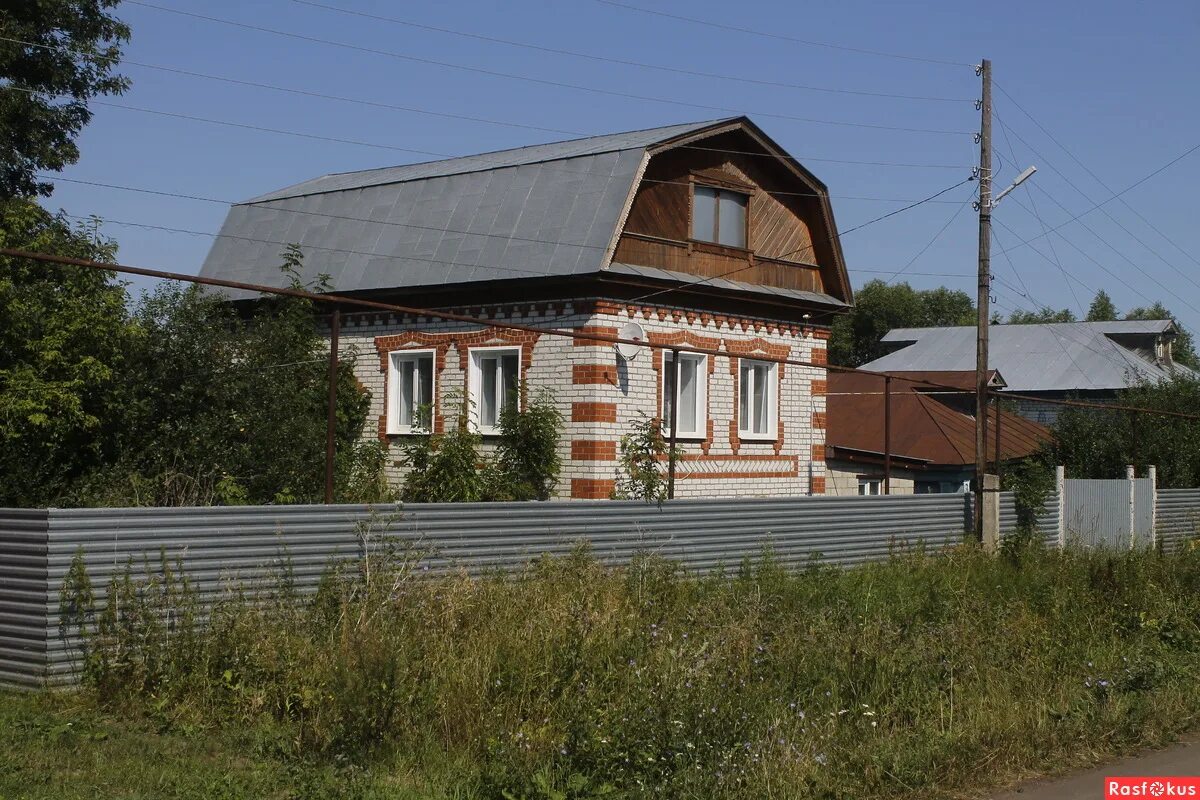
xmin=996 ymin=80 xmax=1200 ymax=273
xmin=125 ymin=1 xmax=973 ymax=136
xmin=592 ymin=0 xmax=975 ymax=68
xmin=883 ymin=187 xmax=978 ymax=285
xmin=287 ymin=0 xmax=969 ymax=102
xmin=11 ymin=244 xmax=1200 ymax=422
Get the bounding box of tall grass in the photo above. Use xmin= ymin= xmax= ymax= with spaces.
xmin=63 ymin=542 xmax=1200 ymax=799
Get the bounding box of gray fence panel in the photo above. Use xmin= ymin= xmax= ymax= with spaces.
xmin=1134 ymin=479 xmax=1155 ymax=547
xmin=1157 ymin=489 xmax=1200 ymax=553
xmin=1063 ymin=478 xmax=1154 ymax=549
xmin=996 ymin=492 xmax=1059 ymax=548
xmin=15 ymin=494 xmax=978 ymax=685
xmin=0 ymin=509 xmax=50 ymax=689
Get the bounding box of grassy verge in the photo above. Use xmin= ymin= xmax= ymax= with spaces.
xmin=28 ymin=543 xmax=1200 ymax=799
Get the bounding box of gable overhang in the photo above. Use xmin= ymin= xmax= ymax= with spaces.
xmin=597 ymin=116 xmax=854 ymax=307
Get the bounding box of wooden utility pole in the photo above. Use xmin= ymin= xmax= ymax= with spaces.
xmin=974 ymin=58 xmax=993 ymax=542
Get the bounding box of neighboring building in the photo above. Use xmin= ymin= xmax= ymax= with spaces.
xmin=862 ymin=320 xmax=1194 ymax=425
xmin=198 ymin=117 xmax=853 ymax=499
xmin=825 ymin=371 xmax=1050 ymax=496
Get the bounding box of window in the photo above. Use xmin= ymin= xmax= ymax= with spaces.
xmin=692 ymin=185 xmax=748 ymax=248
xmin=858 ymin=478 xmax=882 ymax=496
xmin=469 ymin=347 xmax=520 ymax=434
xmin=915 ymin=480 xmax=970 ymax=494
xmin=661 ymin=352 xmax=707 ymax=438
xmin=738 ymin=358 xmax=778 ymax=439
xmin=387 ymin=350 xmax=434 ymax=434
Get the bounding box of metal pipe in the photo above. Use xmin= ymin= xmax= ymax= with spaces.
xmin=324 ymin=308 xmax=340 ymax=504
xmin=667 ymin=348 xmax=680 ymax=500
xmin=883 ymin=375 xmax=892 ymax=495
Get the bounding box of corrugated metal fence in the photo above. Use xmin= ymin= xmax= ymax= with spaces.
xmin=1157 ymin=488 xmax=1200 ymax=553
xmin=5 ymin=494 xmax=980 ymax=688
xmin=0 ymin=485 xmax=1192 ymax=689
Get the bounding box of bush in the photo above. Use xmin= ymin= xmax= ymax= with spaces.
xmin=62 ymin=545 xmax=1200 ymax=799
xmin=612 ymin=414 xmax=681 ymax=502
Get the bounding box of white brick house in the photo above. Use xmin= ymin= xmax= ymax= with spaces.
xmin=199 ymin=117 xmax=852 ymax=499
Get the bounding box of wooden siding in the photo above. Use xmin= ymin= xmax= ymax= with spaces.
xmin=614 ymin=233 xmax=824 ymax=293
xmin=620 ymin=130 xmax=838 ymax=294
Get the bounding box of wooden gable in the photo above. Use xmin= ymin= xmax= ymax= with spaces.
xmin=612 ymin=125 xmax=850 ymax=303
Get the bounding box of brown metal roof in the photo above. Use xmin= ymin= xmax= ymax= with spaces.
xmin=826 ymin=370 xmax=1050 ymax=467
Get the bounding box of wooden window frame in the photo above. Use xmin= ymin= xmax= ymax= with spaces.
xmin=690 ymin=180 xmax=751 ymax=251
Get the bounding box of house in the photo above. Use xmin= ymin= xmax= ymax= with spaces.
xmin=825 ymin=370 xmax=1051 ymax=495
xmin=197 ymin=117 xmax=853 ymax=499
xmin=861 ymin=320 xmax=1193 ymax=425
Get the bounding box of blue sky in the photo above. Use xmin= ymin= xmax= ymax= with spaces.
xmin=44 ymin=0 xmax=1200 ymax=328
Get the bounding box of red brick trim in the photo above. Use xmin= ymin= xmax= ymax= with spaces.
xmin=811 ymin=411 xmax=827 ymax=429
xmin=810 ymin=346 xmax=828 ymax=365
xmin=453 ymin=327 xmax=541 ymax=374
xmin=811 ymin=476 xmax=826 ymax=494
xmin=648 ymin=453 xmax=801 ymax=480
xmin=810 ymin=329 xmax=832 ymax=341
xmin=374 ymin=332 xmax=453 ymax=439
xmin=571 ymin=440 xmax=618 ymax=461
xmin=572 ymin=402 xmax=618 ymax=423
xmin=572 ymin=325 xmax=620 ymax=346
xmin=811 ymin=379 xmax=828 ymax=397
xmin=571 ymin=478 xmax=615 ymax=499
xmin=728 ymin=420 xmax=740 ymax=455
xmin=812 ymin=444 xmax=825 ymax=462
xmin=572 ymin=364 xmax=617 ymax=385
xmin=725 ymin=338 xmax=790 ymax=452
xmin=650 ymin=331 xmax=718 ymax=447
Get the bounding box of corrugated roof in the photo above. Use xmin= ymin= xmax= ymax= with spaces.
xmin=199 ymin=120 xmax=735 ymax=297
xmin=198 ymin=117 xmax=854 ymax=305
xmin=865 ymin=321 xmax=1188 ymax=392
xmin=827 ymin=371 xmax=1051 ymax=466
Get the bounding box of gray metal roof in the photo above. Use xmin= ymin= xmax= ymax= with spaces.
xmin=199 ymin=119 xmax=740 ymax=297
xmin=865 ymin=321 xmax=1188 ymax=392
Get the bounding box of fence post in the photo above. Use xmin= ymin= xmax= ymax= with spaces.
xmin=982 ymin=473 xmax=1001 ymax=553
xmin=1149 ymin=464 xmax=1158 ymax=549
xmin=1126 ymin=464 xmax=1136 ymax=550
xmin=1055 ymin=465 xmax=1066 ymax=549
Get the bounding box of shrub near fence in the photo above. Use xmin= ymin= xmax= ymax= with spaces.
xmin=0 ymin=494 xmax=993 ymax=687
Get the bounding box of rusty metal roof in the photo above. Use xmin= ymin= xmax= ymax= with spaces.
xmin=826 ymin=371 xmax=1051 ymax=466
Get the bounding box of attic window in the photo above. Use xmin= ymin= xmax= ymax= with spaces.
xmin=692 ymin=185 xmax=748 ymax=248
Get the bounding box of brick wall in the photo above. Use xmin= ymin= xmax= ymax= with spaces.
xmin=334 ymin=298 xmax=829 ymax=499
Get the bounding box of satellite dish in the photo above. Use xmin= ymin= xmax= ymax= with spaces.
xmin=614 ymin=321 xmax=646 ymax=361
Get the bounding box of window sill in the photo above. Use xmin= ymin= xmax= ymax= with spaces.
xmin=689 ymin=239 xmax=752 ymax=258
xmin=737 ymin=433 xmax=780 ymax=443
xmin=386 ymin=430 xmax=431 ymax=437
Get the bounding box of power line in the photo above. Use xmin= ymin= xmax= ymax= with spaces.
xmin=288 ymin=0 xmax=969 ymax=102
xmin=126 ymin=1 xmax=973 ymax=136
xmin=11 ymin=244 xmax=1200 ymax=422
xmin=884 ymin=186 xmax=978 ymax=285
xmin=592 ymin=0 xmax=974 ymax=68
xmin=996 ymin=80 xmax=1200 ymax=272
xmin=45 ymin=174 xmax=973 ymax=270
xmin=0 ymin=34 xmax=970 ymax=172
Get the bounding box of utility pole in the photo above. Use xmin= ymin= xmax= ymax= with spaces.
xmin=974 ymin=58 xmax=992 ymax=542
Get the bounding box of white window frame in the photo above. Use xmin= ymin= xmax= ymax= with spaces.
xmin=858 ymin=478 xmax=882 ymax=496
xmin=468 ymin=345 xmax=522 ymax=435
xmin=661 ymin=352 xmax=708 ymax=440
xmin=737 ymin=358 xmax=779 ymax=440
xmin=386 ymin=349 xmax=436 ymax=435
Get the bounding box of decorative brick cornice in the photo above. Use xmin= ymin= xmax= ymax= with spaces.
xmin=450 ymin=327 xmax=541 ymax=373
xmin=571 ymin=325 xmax=620 ymax=346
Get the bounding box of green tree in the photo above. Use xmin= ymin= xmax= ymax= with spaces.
xmin=0 ymin=199 xmax=132 ymax=506
xmin=1006 ymin=307 xmax=1076 ymax=324
xmin=493 ymin=387 xmax=563 ymax=501
xmin=1085 ymin=290 xmax=1118 ymax=322
xmin=1044 ymin=375 xmax=1200 ymax=488
xmin=829 ymin=280 xmax=974 ymax=366
xmin=1 ymin=0 xmax=131 ymax=197
xmin=79 ymin=249 xmax=377 ymax=506
xmin=1124 ymin=302 xmax=1198 ymax=369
